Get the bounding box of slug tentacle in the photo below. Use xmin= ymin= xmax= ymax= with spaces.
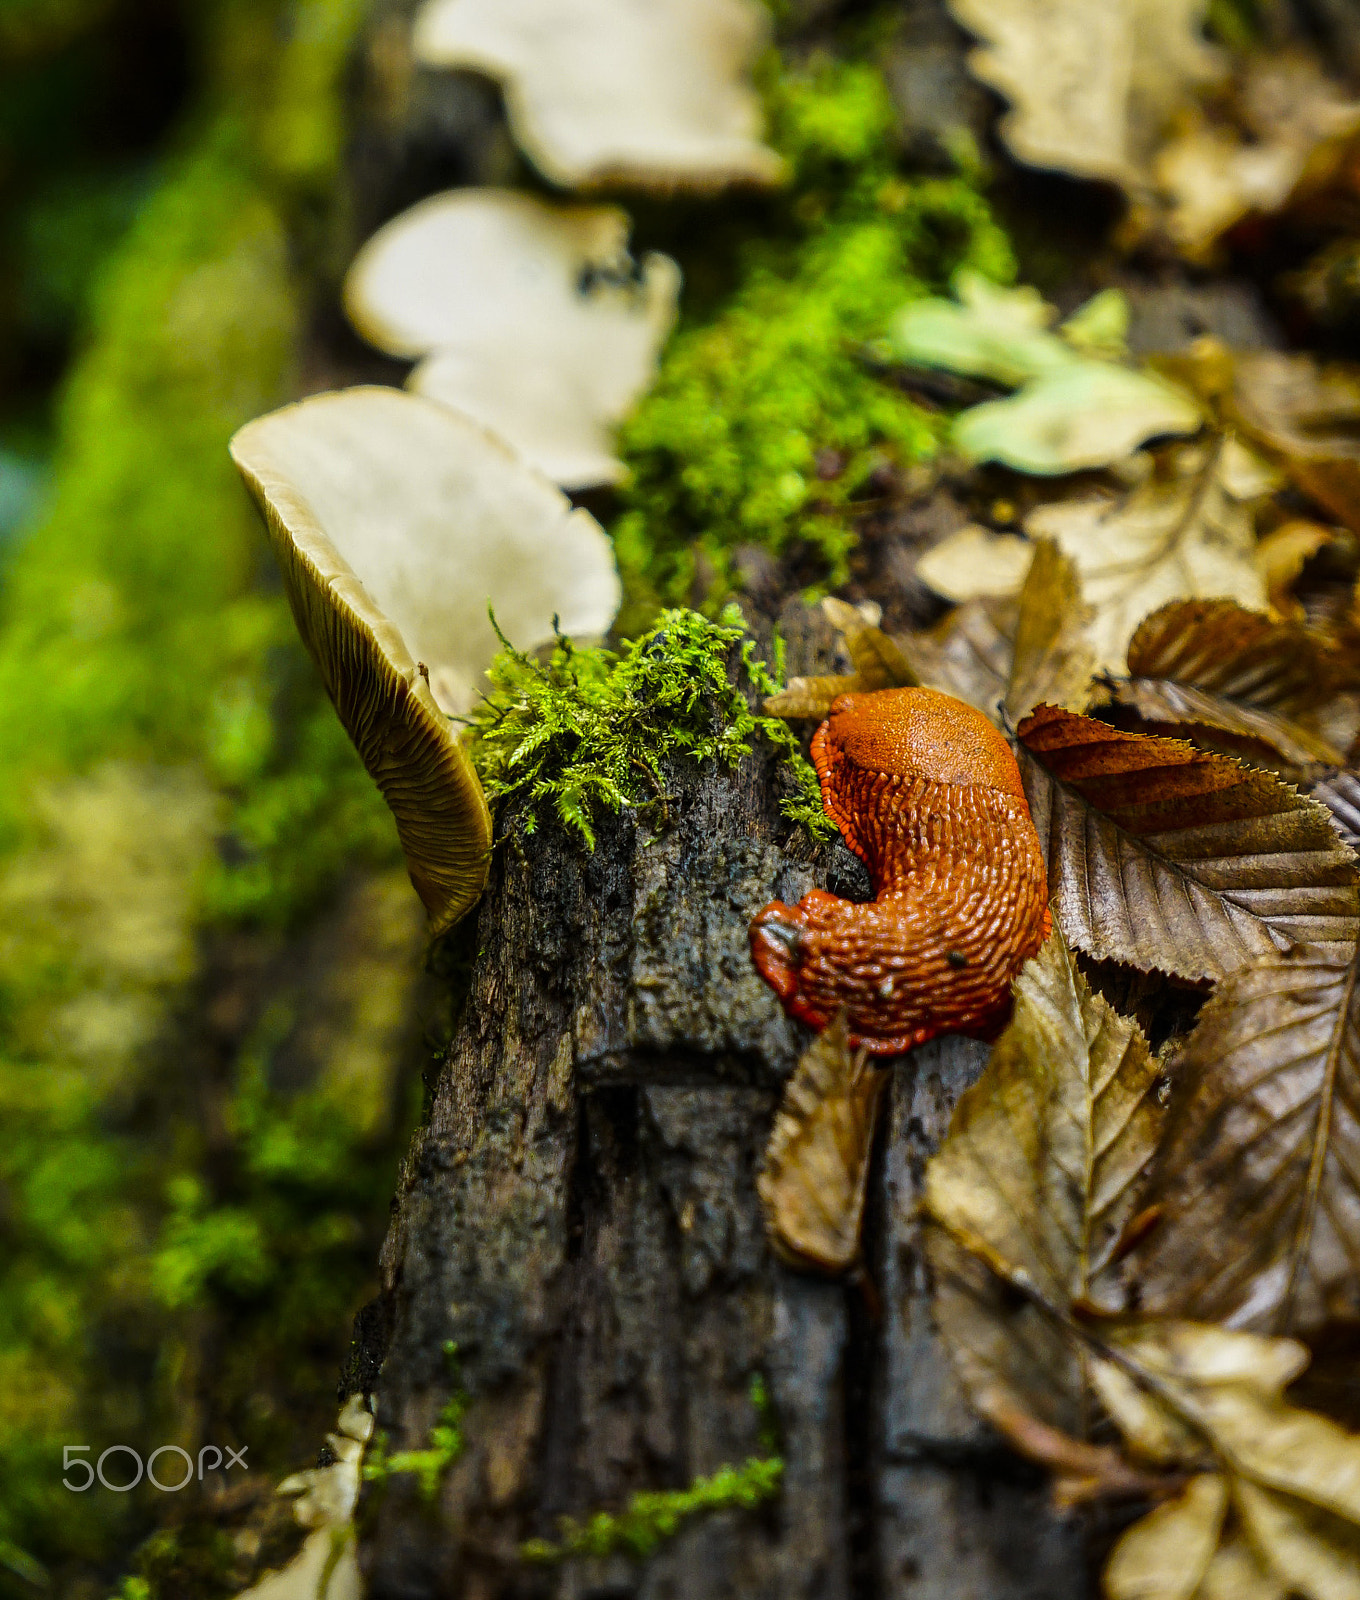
xmin=751 ymin=688 xmax=1050 ymax=1055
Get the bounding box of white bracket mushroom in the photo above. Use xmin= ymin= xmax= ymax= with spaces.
xmin=412 ymin=0 xmax=784 ymax=191
xmin=230 ymin=387 xmax=621 ymax=933
xmin=345 ymin=189 xmax=680 ymax=489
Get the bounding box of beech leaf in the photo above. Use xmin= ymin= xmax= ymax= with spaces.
xmin=757 ymin=1012 xmax=887 ymax=1275
xmin=923 ymin=929 xmax=1163 ymax=1319
xmin=1018 ymin=705 xmax=1360 ymax=982
xmin=1108 ymin=599 xmax=1346 ymax=777
xmin=1126 ymin=943 xmax=1360 ymax=1338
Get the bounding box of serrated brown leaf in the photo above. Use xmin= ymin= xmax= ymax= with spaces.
xmin=1018 ymin=705 xmax=1360 ymax=982
xmin=1126 ymin=600 xmax=1335 ymax=717
xmin=1315 ymin=770 xmax=1360 ymax=851
xmin=1127 ymin=945 xmax=1360 ymax=1339
xmin=1108 ymin=600 xmax=1347 ymax=778
xmin=757 ymin=1012 xmax=887 ymax=1275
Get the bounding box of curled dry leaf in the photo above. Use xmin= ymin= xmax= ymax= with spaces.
xmin=761 ymin=597 xmax=917 ymax=720
xmin=756 ymin=1011 xmax=888 ymax=1275
xmin=893 ymin=274 xmax=1201 ymax=474
xmin=923 ymin=930 xmax=1163 ymax=1329
xmin=1230 ymin=351 xmax=1360 ymax=537
xmin=945 ymin=0 xmax=1221 ymax=188
xmin=767 ymin=543 xmax=1093 ymax=727
xmin=345 ymin=190 xmax=681 ymax=489
xmin=412 ymin=0 xmax=783 ymax=191
xmin=1108 ymin=599 xmax=1346 ymax=777
xmin=230 ymin=388 xmax=621 ymax=933
xmin=919 ymin=440 xmax=1269 ymax=675
xmin=1126 ymin=943 xmax=1360 ymax=1339
xmin=1018 ymin=704 xmax=1360 ymax=982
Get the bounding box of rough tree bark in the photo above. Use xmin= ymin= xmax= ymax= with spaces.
xmin=349 ymin=613 xmax=1093 ymax=1600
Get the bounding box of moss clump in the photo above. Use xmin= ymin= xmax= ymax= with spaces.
xmin=363 ymin=1343 xmax=467 ymax=1503
xmin=613 ymin=58 xmax=1016 ymax=629
xmin=464 ymin=606 xmax=830 ymax=848
xmin=520 ymin=1456 xmax=784 ymax=1565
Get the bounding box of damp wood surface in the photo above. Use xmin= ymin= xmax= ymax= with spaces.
xmin=355 ymin=613 xmax=1090 ymax=1599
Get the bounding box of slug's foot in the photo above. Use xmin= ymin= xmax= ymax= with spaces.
xmin=750 ymin=890 xmax=1018 ymax=1057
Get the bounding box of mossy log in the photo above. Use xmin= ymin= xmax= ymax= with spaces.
xmin=352 ymin=617 xmax=1091 ymax=1599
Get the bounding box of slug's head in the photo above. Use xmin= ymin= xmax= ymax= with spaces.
xmin=812 ymin=687 xmax=1026 ymax=858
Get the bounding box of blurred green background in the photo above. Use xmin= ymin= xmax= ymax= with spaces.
xmin=0 ymin=4 xmax=437 ymax=1595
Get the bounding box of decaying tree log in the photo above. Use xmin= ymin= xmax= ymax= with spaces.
xmin=351 ymin=615 xmax=1092 ymax=1599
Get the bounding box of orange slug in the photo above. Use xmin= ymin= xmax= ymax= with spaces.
xmin=751 ymin=687 xmax=1050 ymax=1056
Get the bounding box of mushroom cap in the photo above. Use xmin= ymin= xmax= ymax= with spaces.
xmin=411 ymin=0 xmax=784 ymax=191
xmin=344 ymin=189 xmax=681 ymax=488
xmin=230 ymin=387 xmax=622 ymax=932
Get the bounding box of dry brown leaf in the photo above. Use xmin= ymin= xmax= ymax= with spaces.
xmin=412 ymin=0 xmax=783 ymax=191
xmin=922 ymin=933 xmax=1164 ymax=1453
xmin=945 ymin=0 xmax=1221 ymax=188
xmin=1106 ymin=599 xmax=1346 ymax=777
xmin=1257 ymin=519 xmax=1338 ymax=621
xmin=762 ymin=598 xmax=916 ymax=719
xmin=1230 ymin=352 xmax=1360 ymax=537
xmin=757 ymin=1012 xmax=887 ymax=1275
xmin=1315 ymin=770 xmax=1360 ymax=851
xmin=1004 ymin=538 xmax=1096 ymax=722
xmin=1154 ymin=53 xmax=1360 ymax=260
xmin=1018 ymin=704 xmax=1360 ymax=981
xmin=768 ymin=545 xmax=1093 ymax=725
xmin=1103 ymin=1473 xmax=1227 ymax=1600
xmin=918 ymin=441 xmax=1269 ymax=675
xmin=1125 ymin=943 xmax=1360 ymax=1339
xmin=925 ymin=964 xmax=1360 ymax=1598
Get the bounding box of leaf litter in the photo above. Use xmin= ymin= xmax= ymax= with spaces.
xmin=747 ymin=7 xmax=1360 ymax=1589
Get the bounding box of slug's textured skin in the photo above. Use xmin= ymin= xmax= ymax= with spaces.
xmin=751 ymin=688 xmax=1050 ymax=1055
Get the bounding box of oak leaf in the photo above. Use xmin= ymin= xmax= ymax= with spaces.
xmin=1018 ymin=704 xmax=1360 ymax=981
xmin=757 ymin=1012 xmax=887 ymax=1275
xmin=1126 ymin=943 xmax=1360 ymax=1339
xmin=917 ymin=440 xmax=1269 ymax=674
xmin=893 ymin=275 xmax=1201 ymax=473
xmin=945 ymin=0 xmax=1221 ymax=188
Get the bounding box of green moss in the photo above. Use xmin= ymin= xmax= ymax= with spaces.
xmin=465 ymin=606 xmax=830 ymax=848
xmin=613 ymin=58 xmax=1015 ymax=630
xmin=363 ymin=1342 xmax=467 ymax=1502
xmin=520 ymin=1457 xmax=785 ymax=1565
xmin=0 ymin=1 xmax=410 ymax=1590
